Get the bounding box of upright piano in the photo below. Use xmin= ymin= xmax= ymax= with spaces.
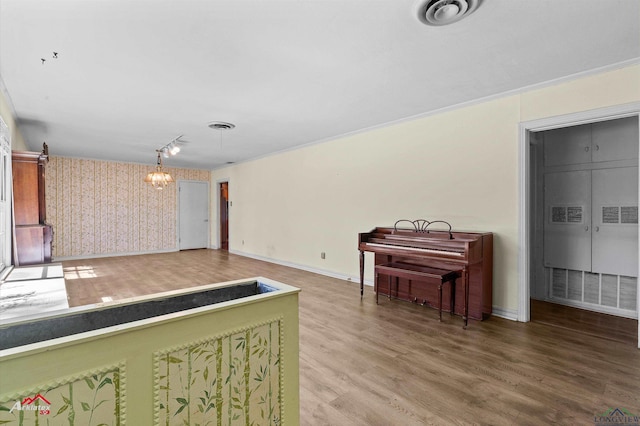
xmin=358 ymin=220 xmax=493 ymax=321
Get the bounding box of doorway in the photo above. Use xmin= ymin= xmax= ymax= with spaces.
xmin=519 ymin=103 xmax=640 ymax=347
xmin=219 ymin=182 xmax=229 ymax=250
xmin=178 ymin=181 xmax=209 ymax=250
xmin=531 ymin=116 xmax=638 ymax=318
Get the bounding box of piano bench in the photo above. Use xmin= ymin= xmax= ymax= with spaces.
xmin=374 ymin=262 xmax=461 ymax=324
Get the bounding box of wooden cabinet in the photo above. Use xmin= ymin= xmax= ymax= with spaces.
xmin=12 ymin=144 xmax=52 ymax=265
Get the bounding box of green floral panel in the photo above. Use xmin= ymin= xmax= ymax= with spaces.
xmin=0 ymin=367 xmax=121 ymax=425
xmin=155 ymin=319 xmax=282 ymax=425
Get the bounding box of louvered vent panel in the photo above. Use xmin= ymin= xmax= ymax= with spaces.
xmin=602 ymin=206 xmax=620 ymax=224
xmin=601 ymin=274 xmax=618 ymax=307
xmin=567 ymin=270 xmax=582 ymax=301
xmin=584 ymin=272 xmax=600 ymax=304
xmin=619 ymin=276 xmax=637 ymax=311
xmin=546 ymin=268 xmax=636 ymax=315
xmin=551 ymin=207 xmax=566 ymax=223
xmin=552 ymin=268 xmax=566 ymax=298
xmin=621 ymin=206 xmax=638 ymax=224
xmin=567 ymin=207 xmax=583 ymax=223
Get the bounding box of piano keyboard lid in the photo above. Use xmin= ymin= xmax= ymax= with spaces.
xmin=364 ymin=242 xmax=465 ymax=256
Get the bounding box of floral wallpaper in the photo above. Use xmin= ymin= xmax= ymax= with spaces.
xmin=155 ymin=319 xmax=282 ymax=425
xmin=0 ymin=365 xmax=122 ymax=425
xmin=46 ymin=156 xmax=210 ymax=258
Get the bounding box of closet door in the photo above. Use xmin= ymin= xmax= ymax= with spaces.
xmin=543 ymin=123 xmax=592 ymax=166
xmin=543 ymin=170 xmax=592 ymax=271
xmin=592 ymin=166 xmax=638 ymax=277
xmin=591 ymin=117 xmax=639 ymax=163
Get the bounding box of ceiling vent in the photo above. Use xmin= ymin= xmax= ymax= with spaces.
xmin=414 ymin=0 xmax=481 ymax=26
xmin=208 ymin=122 xmax=236 ymax=130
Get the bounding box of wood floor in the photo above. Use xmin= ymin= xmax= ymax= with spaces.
xmin=61 ymin=249 xmax=640 ymax=425
xmin=530 ymin=299 xmax=638 ymax=346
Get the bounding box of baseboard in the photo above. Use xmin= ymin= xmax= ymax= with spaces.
xmin=229 ymin=249 xmax=375 ymax=287
xmin=54 ymin=249 xmax=179 ymax=262
xmin=491 ymin=306 xmax=518 ymax=321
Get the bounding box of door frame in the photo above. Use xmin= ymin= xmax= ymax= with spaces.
xmin=215 ymin=178 xmax=230 ymax=250
xmin=518 ymin=102 xmax=640 ymax=346
xmin=0 ymin=116 xmax=11 ymax=274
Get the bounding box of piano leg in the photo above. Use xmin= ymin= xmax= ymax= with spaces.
xmin=463 ymin=266 xmax=469 ymax=329
xmin=438 ymin=282 xmax=443 ymax=322
xmin=374 ymin=270 xmax=379 ymax=304
xmin=450 ymin=279 xmax=456 ymax=318
xmin=359 ymin=250 xmax=365 ymax=298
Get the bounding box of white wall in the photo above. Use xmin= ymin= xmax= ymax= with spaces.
xmin=211 ymin=64 xmax=640 ymax=319
xmin=0 ymin=87 xmax=27 ymax=150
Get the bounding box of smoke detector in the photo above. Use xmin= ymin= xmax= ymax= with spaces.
xmin=414 ymin=0 xmax=481 ymax=26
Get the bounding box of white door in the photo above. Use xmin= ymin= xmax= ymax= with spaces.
xmin=592 ymin=166 xmax=638 ymax=276
xmin=178 ymin=181 xmax=209 ymax=250
xmin=591 ymin=117 xmax=639 ymax=162
xmin=543 ymin=170 xmax=592 ymax=271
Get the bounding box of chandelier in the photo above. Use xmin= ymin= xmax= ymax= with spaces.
xmin=144 ymin=151 xmax=174 ymax=190
xmin=144 ymin=135 xmax=186 ymax=189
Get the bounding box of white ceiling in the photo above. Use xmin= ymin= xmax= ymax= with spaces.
xmin=1 ymin=0 xmax=639 ymax=169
